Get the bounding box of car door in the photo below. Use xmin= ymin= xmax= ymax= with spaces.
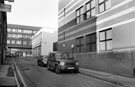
xmin=48 ymin=53 xmax=55 ymax=68
xmin=51 ymin=53 xmax=56 ymax=69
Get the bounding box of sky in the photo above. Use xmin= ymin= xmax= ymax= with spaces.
xmin=6 ymin=0 xmax=59 ymax=29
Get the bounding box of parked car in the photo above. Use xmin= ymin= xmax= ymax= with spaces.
xmin=47 ymin=52 xmax=79 ymax=74
xmin=37 ymin=55 xmax=47 ymax=67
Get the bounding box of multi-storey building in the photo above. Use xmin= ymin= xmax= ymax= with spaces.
xmin=58 ymin=0 xmax=135 ymax=77
xmin=7 ymin=24 xmax=41 ymax=57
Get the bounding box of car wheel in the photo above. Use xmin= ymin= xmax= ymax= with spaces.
xmin=55 ymin=65 xmax=61 ymax=74
xmin=47 ymin=64 xmax=50 ymax=70
xmin=74 ymin=69 xmax=79 ymax=73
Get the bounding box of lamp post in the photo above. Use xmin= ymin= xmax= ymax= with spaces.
xmin=71 ymin=44 xmax=74 ymax=58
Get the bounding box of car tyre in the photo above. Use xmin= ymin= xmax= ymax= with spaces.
xmin=74 ymin=69 xmax=79 ymax=73
xmin=55 ymin=65 xmax=61 ymax=74
xmin=47 ymin=64 xmax=50 ymax=70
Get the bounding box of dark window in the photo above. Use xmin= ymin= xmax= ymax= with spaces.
xmin=64 ymin=8 xmax=66 ymax=17
xmin=76 ymin=36 xmax=84 ymax=53
xmin=86 ymin=33 xmax=96 ymax=52
xmin=99 ymin=28 xmax=112 ymax=51
xmin=76 ymin=6 xmax=84 ymax=24
xmin=85 ymin=0 xmax=96 ymax=19
xmin=98 ymin=0 xmax=111 ymax=13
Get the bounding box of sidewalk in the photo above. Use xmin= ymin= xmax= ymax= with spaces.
xmin=80 ymin=68 xmax=135 ymax=87
xmin=0 ymin=58 xmax=17 ymax=87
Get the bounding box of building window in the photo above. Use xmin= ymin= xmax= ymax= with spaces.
xmin=17 ymin=34 xmax=22 ymax=38
xmin=76 ymin=6 xmax=84 ymax=24
xmin=76 ymin=36 xmax=84 ymax=53
xmin=7 ymin=40 xmax=10 ymax=44
xmin=23 ymin=41 xmax=27 ymax=45
xmin=85 ymin=0 xmax=96 ymax=19
xmin=18 ymin=29 xmax=22 ymax=32
xmin=23 ymin=30 xmax=32 ymax=34
xmin=63 ymin=32 xmax=65 ymax=40
xmin=16 ymin=41 xmax=22 ymax=44
xmin=12 ymin=29 xmax=17 ymax=32
xmin=86 ymin=33 xmax=96 ymax=52
xmin=99 ymin=28 xmax=112 ymax=51
xmin=11 ymin=40 xmax=15 ymax=44
xmin=98 ymin=0 xmax=111 ymax=13
xmin=8 ymin=34 xmax=12 ymax=37
xmin=64 ymin=8 xmax=66 ymax=17
xmin=33 ymin=31 xmax=37 ymax=34
xmin=7 ymin=28 xmax=11 ymax=32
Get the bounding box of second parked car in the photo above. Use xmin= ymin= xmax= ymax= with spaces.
xmin=37 ymin=55 xmax=48 ymax=67
xmin=47 ymin=52 xmax=79 ymax=74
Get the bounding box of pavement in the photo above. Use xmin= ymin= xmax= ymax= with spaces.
xmin=80 ymin=68 xmax=135 ymax=87
xmin=0 ymin=58 xmax=18 ymax=87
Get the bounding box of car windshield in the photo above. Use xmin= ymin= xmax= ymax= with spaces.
xmin=55 ymin=53 xmax=62 ymax=59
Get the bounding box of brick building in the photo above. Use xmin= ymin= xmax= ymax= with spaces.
xmin=7 ymin=24 xmax=41 ymax=57
xmin=58 ymin=0 xmax=135 ymax=77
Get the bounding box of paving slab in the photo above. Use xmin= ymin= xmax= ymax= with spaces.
xmin=0 ymin=77 xmax=17 ymax=87
xmin=80 ymin=68 xmax=135 ymax=87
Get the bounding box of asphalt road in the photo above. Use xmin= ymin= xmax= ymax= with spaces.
xmin=14 ymin=57 xmax=123 ymax=87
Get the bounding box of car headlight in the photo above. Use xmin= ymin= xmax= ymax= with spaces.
xmin=60 ymin=62 xmax=65 ymax=66
xmin=76 ymin=62 xmax=79 ymax=65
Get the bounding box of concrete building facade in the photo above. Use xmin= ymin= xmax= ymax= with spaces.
xmin=7 ymin=24 xmax=41 ymax=57
xmin=32 ymin=28 xmax=58 ymax=56
xmin=58 ymin=0 xmax=135 ymax=77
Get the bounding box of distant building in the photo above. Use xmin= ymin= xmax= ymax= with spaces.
xmin=7 ymin=24 xmax=41 ymax=57
xmin=32 ymin=28 xmax=58 ymax=56
xmin=58 ymin=0 xmax=135 ymax=77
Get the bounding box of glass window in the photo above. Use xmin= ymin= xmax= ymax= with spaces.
xmin=86 ymin=2 xmax=90 ymax=11
xmin=99 ymin=0 xmax=111 ymax=13
xmin=91 ymin=0 xmax=95 ymax=8
xmin=23 ymin=30 xmax=32 ymax=34
xmin=11 ymin=40 xmax=15 ymax=44
xmin=86 ymin=33 xmax=96 ymax=52
xmin=99 ymin=3 xmax=105 ymax=13
xmin=106 ymin=40 xmax=112 ymax=50
xmin=8 ymin=34 xmax=12 ymax=37
xmin=91 ymin=8 xmax=96 ymax=16
xmin=16 ymin=41 xmax=22 ymax=44
xmin=7 ymin=28 xmax=11 ymax=32
xmin=12 ymin=29 xmax=17 ymax=32
xmin=7 ymin=40 xmax=10 ymax=44
xmin=99 ymin=0 xmax=104 ymax=3
xmin=18 ymin=29 xmax=22 ymax=32
xmin=76 ymin=6 xmax=84 ymax=24
xmin=85 ymin=0 xmax=96 ymax=19
xmin=100 ymin=42 xmax=105 ymax=50
xmin=106 ymin=0 xmax=111 ymax=10
xmin=106 ymin=29 xmax=112 ymax=39
xmin=76 ymin=10 xmax=80 ymax=16
xmin=99 ymin=29 xmax=112 ymax=51
xmin=99 ymin=31 xmax=105 ymax=41
xmin=76 ymin=36 xmax=84 ymax=53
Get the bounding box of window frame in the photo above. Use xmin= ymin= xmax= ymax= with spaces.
xmin=98 ymin=0 xmax=111 ymax=13
xmin=85 ymin=0 xmax=96 ymax=19
xmin=76 ymin=6 xmax=84 ymax=24
xmin=86 ymin=33 xmax=96 ymax=52
xmin=99 ymin=28 xmax=112 ymax=51
xmin=76 ymin=36 xmax=84 ymax=53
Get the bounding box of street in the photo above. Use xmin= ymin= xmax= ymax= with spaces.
xmin=14 ymin=57 xmax=123 ymax=87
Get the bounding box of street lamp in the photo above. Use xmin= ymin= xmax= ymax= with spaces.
xmin=71 ymin=44 xmax=74 ymax=58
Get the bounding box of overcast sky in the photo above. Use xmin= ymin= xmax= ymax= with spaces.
xmin=6 ymin=0 xmax=59 ymax=29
